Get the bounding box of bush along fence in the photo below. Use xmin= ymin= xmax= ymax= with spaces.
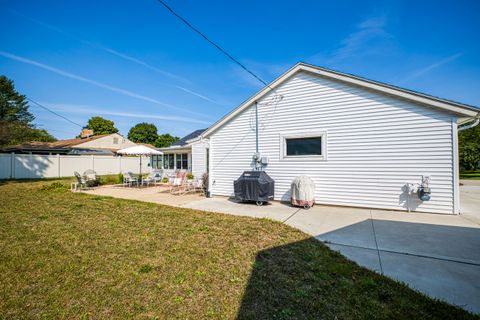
xmin=0 ymin=153 xmax=149 ymax=180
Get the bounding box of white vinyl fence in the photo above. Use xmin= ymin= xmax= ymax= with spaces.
xmin=0 ymin=153 xmax=149 ymax=179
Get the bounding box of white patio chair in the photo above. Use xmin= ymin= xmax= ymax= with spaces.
xmin=83 ymin=169 xmax=100 ymax=187
xmin=170 ymin=171 xmax=188 ymax=195
xmin=142 ymin=170 xmax=163 ymax=187
xmin=179 ymin=177 xmax=204 ymax=195
xmin=73 ymin=171 xmax=88 ymax=191
xmin=123 ymin=172 xmax=139 ymax=187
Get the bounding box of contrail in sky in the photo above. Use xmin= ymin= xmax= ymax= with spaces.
xmin=401 ymin=53 xmax=463 ymax=83
xmin=42 ymin=103 xmax=212 ymax=125
xmin=10 ymin=10 xmax=226 ymax=106
xmin=0 ymin=51 xmax=208 ymax=118
xmin=9 ymin=9 xmax=189 ymax=84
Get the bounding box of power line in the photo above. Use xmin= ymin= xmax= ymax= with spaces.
xmin=157 ymin=0 xmax=272 ymax=90
xmin=27 ymin=98 xmax=83 ymax=128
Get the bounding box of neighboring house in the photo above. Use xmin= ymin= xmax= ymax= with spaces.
xmin=2 ymin=133 xmax=136 ymax=155
xmin=194 ymin=62 xmax=478 ymax=214
xmin=154 ymin=129 xmax=207 ymax=177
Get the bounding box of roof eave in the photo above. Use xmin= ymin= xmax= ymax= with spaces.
xmin=202 ymin=62 xmax=479 ymax=138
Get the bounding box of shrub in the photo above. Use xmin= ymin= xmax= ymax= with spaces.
xmin=40 ymin=182 xmax=66 ymax=192
xmin=117 ymin=173 xmax=124 ymax=184
xmin=186 ymin=173 xmax=194 ymax=180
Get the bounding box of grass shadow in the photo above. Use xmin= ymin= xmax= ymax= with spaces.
xmin=236 ymin=237 xmax=477 ymax=319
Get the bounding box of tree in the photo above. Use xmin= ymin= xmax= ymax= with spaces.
xmin=128 ymin=123 xmax=158 ymax=144
xmin=0 ymin=75 xmax=56 ymax=147
xmin=85 ymin=116 xmax=118 ymax=135
xmin=459 ymin=142 xmax=480 ymax=171
xmin=155 ymin=133 xmax=179 ymax=148
xmin=459 ymin=124 xmax=480 ymax=170
xmin=0 ymin=75 xmax=34 ymax=124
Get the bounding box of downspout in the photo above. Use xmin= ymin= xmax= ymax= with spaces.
xmin=255 ymin=101 xmax=259 ymax=155
xmin=254 ymin=101 xmax=261 ymax=171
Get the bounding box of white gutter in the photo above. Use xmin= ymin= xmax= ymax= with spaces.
xmin=458 ymin=113 xmax=480 ymax=131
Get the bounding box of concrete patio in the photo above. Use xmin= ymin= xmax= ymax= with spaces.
xmin=83 ymin=182 xmax=480 ymax=313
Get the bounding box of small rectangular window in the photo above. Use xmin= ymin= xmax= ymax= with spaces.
xmin=286 ymin=137 xmax=322 ymax=156
xmin=281 ymin=132 xmax=326 ymax=160
xmin=113 ymin=137 xmax=119 ymax=144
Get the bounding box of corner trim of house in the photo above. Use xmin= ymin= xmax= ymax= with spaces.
xmin=452 ymin=118 xmax=460 ymax=214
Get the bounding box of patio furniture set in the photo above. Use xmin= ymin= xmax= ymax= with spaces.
xmin=123 ymin=169 xmax=206 ymax=196
xmin=72 ymin=169 xmax=100 ymax=191
xmin=71 ymin=168 xmax=206 ymax=196
xmin=123 ymin=169 xmax=164 ymax=187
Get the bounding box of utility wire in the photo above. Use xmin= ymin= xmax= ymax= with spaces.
xmin=27 ymin=98 xmax=83 ymax=128
xmin=157 ymin=0 xmax=272 ymax=90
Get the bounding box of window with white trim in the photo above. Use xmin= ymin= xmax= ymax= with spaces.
xmin=163 ymin=154 xmax=174 ymax=169
xmin=281 ymin=132 xmax=326 ymax=159
xmin=176 ymin=154 xmax=188 ymax=170
xmin=151 ymin=155 xmax=163 ymax=169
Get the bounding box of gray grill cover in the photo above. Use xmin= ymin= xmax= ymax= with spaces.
xmin=234 ymin=171 xmax=274 ymax=202
xmin=291 ymin=176 xmax=315 ymax=207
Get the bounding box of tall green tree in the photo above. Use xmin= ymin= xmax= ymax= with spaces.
xmin=459 ymin=124 xmax=480 ymax=170
xmin=155 ymin=133 xmax=179 ymax=148
xmin=85 ymin=116 xmax=119 ymax=135
xmin=0 ymin=75 xmax=56 ymax=147
xmin=0 ymin=75 xmax=34 ymax=124
xmin=128 ymin=123 xmax=158 ymax=144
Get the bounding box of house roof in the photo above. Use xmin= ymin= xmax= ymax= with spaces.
xmin=2 ymin=134 xmax=109 ymax=152
xmin=202 ymin=62 xmax=479 ymax=138
xmin=170 ymin=129 xmax=206 ymax=147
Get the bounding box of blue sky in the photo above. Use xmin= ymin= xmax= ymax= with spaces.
xmin=1 ymin=0 xmax=479 ymax=139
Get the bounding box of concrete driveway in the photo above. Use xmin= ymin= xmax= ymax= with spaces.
xmin=183 ymin=185 xmax=480 ymax=314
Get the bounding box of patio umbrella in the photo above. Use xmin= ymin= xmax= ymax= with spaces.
xmin=116 ymin=145 xmax=163 ymax=175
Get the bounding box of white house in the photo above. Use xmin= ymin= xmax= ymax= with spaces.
xmin=194 ymin=63 xmax=478 ymax=215
xmin=153 ymin=129 xmax=208 ymax=178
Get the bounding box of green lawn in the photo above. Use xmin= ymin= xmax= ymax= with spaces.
xmin=0 ymin=180 xmax=477 ymax=319
xmin=460 ymin=170 xmax=480 ymax=180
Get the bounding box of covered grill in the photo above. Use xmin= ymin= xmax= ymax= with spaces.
xmin=234 ymin=171 xmax=274 ymax=205
xmin=291 ymin=175 xmax=315 ymax=209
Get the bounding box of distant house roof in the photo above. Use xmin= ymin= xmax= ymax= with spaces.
xmin=170 ymin=129 xmax=207 ymax=147
xmin=2 ymin=135 xmax=109 ymax=153
xmin=67 ymin=148 xmax=115 ymax=156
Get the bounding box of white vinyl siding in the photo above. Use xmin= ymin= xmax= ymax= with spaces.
xmin=191 ymin=140 xmax=209 ymax=178
xmin=208 ymin=71 xmax=457 ymax=214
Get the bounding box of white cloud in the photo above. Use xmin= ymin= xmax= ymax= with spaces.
xmin=334 ymin=15 xmax=392 ymax=60
xmin=309 ymin=13 xmax=395 ymax=65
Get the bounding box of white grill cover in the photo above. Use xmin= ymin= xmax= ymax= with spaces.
xmin=291 ymin=175 xmax=315 ymax=207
